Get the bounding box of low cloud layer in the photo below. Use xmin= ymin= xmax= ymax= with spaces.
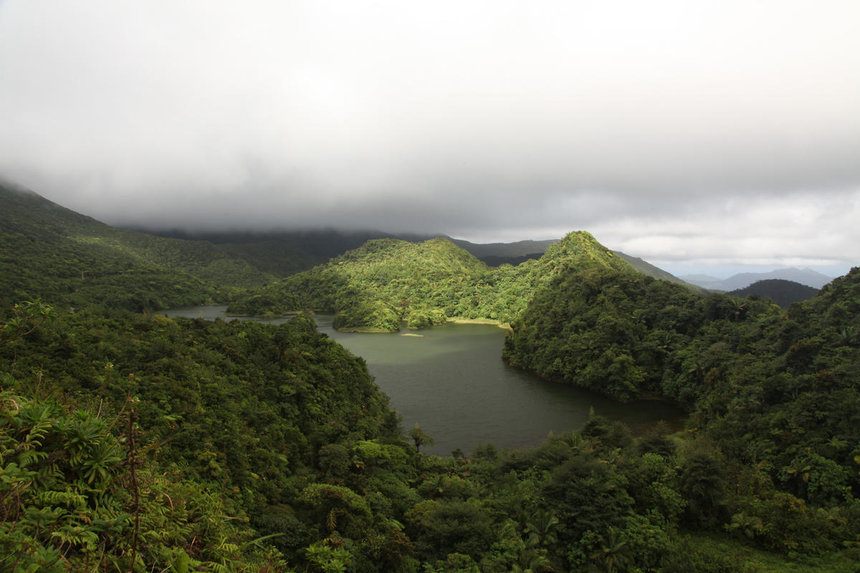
xmin=1 ymin=1 xmax=859 ymax=274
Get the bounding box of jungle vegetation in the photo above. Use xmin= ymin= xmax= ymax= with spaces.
xmin=227 ymin=231 xmax=636 ymax=331
xmin=0 ymin=183 xmax=278 ymax=312
xmin=1 ymin=184 xmax=859 ymax=571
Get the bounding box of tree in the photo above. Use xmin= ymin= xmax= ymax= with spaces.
xmin=678 ymin=453 xmax=726 ymax=527
xmin=410 ymin=423 xmax=434 ymax=453
xmin=0 ymin=300 xmax=53 ymax=347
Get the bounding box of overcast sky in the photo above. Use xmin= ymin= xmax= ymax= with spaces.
xmin=1 ymin=1 xmax=859 ymax=277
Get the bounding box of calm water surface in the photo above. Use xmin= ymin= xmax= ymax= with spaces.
xmin=163 ymin=306 xmax=684 ymax=455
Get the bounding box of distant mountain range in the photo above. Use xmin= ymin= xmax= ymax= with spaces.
xmin=150 ymin=229 xmax=693 ymax=286
xmin=682 ymin=268 xmax=834 ymax=291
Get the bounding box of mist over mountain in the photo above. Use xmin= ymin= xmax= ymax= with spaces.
xmin=1 ymin=182 xmax=690 ymax=311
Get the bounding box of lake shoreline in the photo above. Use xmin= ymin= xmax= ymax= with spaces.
xmin=446 ymin=317 xmax=512 ymax=331
xmin=162 ymin=305 xmax=686 ymax=454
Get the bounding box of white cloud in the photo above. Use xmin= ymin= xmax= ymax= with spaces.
xmin=1 ymin=0 xmax=859 ymax=272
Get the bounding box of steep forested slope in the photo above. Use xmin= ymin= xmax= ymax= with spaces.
xmin=0 ymin=184 xmax=268 ymax=310
xmin=1 ymin=306 xmax=405 ymax=570
xmin=157 ymin=231 xmax=557 ymax=273
xmin=155 ymin=228 xmax=426 ymax=277
xmin=613 ymin=251 xmax=698 ymax=288
xmin=503 ymin=268 xmax=782 ymax=402
xmin=504 ymin=262 xmax=860 ymax=553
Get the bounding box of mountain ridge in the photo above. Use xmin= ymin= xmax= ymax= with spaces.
xmin=683 ymin=267 xmax=833 ymax=290
xmin=227 ymin=230 xmax=642 ymax=331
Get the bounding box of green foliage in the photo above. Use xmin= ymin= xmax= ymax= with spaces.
xmin=306 ymin=539 xmax=352 ymax=573
xmin=0 ymin=391 xmax=283 ymax=571
xmin=229 ymin=237 xmax=493 ymax=330
xmin=0 ymin=306 xmax=405 ymax=569
xmin=0 ymin=299 xmax=54 ymax=347
xmin=544 ymin=453 xmax=634 ymax=544
xmin=504 ymin=261 xmax=860 ymax=556
xmin=407 ymin=500 xmax=494 ymax=561
xmin=678 ymin=453 xmax=728 ymax=527
xmin=0 ymin=183 xmax=277 ymax=312
xmin=3 ymin=186 xmax=859 ymax=571
xmin=3 ymin=289 xmax=857 ymax=570
xmin=503 ymin=267 xmax=779 ymax=401
xmin=228 ymin=231 xmax=641 ymax=331
xmin=410 ymin=423 xmax=435 ymax=453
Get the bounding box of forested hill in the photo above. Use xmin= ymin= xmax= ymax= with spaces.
xmin=227 ymin=231 xmax=641 ymax=331
xmin=0 ymin=183 xmax=271 ymax=310
xmin=504 ymin=261 xmax=860 ymax=557
xmin=728 ymin=278 xmax=819 ymax=308
xmin=229 ymin=237 xmax=491 ymax=330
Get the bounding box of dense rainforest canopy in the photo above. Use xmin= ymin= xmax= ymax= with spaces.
xmin=1 ymin=185 xmax=859 ymax=571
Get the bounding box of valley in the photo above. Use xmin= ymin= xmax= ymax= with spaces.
xmin=163 ymin=306 xmax=684 ymax=455
xmin=1 ymin=182 xmax=859 ymax=572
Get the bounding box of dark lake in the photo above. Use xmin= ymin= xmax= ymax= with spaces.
xmin=162 ymin=306 xmax=684 ymax=455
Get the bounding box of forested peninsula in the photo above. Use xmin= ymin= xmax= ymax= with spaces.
xmin=227 ymin=231 xmax=634 ymax=331
xmin=1 ymin=183 xmax=859 ymax=571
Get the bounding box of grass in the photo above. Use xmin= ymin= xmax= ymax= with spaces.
xmin=676 ymin=532 xmax=860 ymax=572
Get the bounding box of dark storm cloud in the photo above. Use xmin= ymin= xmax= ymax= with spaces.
xmin=1 ymin=0 xmax=859 ymax=271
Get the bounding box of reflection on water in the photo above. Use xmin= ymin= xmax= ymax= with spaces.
xmin=162 ymin=306 xmax=684 ymax=455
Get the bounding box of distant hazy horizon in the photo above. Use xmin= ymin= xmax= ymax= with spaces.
xmin=125 ymin=216 xmax=853 ymax=282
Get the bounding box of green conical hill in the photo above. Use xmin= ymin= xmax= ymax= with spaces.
xmin=538 ymin=231 xmax=636 ymax=274
xmin=336 ymin=237 xmax=489 ymax=277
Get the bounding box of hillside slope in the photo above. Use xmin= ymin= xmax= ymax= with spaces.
xmin=229 ymin=237 xmax=491 ymax=330
xmin=503 ymin=254 xmax=860 ymax=547
xmin=613 ymin=251 xmax=700 ymax=289
xmin=160 ymin=231 xmax=558 ymax=271
xmin=0 ymin=183 xmax=268 ymax=310
xmin=153 ymin=228 xmax=428 ymax=276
